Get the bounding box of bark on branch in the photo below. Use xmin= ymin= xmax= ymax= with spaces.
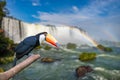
xmin=0 ymin=54 xmax=40 ymax=80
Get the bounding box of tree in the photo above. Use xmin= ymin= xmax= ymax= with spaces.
xmin=0 ymin=34 xmax=14 ymax=57
xmin=0 ymin=0 xmax=9 ymax=16
xmin=0 ymin=0 xmax=14 ymax=58
xmin=0 ymin=0 xmax=9 ymax=27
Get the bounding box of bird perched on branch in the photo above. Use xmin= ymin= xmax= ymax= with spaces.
xmin=13 ymin=32 xmax=59 ymax=67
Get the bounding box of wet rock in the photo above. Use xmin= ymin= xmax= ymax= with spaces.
xmin=75 ymin=66 xmax=93 ymax=77
xmin=41 ymin=57 xmax=54 ymax=63
xmin=85 ymin=66 xmax=93 ymax=72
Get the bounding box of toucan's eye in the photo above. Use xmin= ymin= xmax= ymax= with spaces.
xmin=44 ymin=32 xmax=47 ymax=36
xmin=45 ymin=34 xmax=47 ymax=41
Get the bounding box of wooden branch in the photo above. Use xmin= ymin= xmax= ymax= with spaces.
xmin=0 ymin=54 xmax=40 ymax=80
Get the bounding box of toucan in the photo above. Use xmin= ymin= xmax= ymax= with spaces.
xmin=13 ymin=32 xmax=59 ymax=67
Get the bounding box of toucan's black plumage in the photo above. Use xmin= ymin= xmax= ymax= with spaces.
xmin=13 ymin=32 xmax=47 ymax=67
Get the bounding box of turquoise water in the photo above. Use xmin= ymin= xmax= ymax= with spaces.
xmin=2 ymin=47 xmax=120 ymax=80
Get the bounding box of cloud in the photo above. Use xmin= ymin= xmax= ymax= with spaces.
xmin=32 ymin=0 xmax=41 ymax=6
xmin=36 ymin=11 xmax=89 ymax=25
xmin=72 ymin=6 xmax=79 ymax=12
xmin=32 ymin=14 xmax=38 ymax=19
xmin=34 ymin=0 xmax=120 ymax=23
xmin=32 ymin=3 xmax=39 ymax=6
xmin=32 ymin=0 xmax=120 ymax=41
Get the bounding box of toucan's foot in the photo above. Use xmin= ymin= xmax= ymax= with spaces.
xmin=12 ymin=57 xmax=17 ymax=67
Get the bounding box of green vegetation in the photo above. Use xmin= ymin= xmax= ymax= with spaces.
xmin=0 ymin=34 xmax=15 ymax=64
xmin=0 ymin=34 xmax=15 ymax=57
xmin=0 ymin=32 xmax=15 ymax=64
xmin=97 ymin=44 xmax=113 ymax=52
xmin=0 ymin=68 xmax=4 ymax=73
xmin=35 ymin=44 xmax=52 ymax=50
xmin=0 ymin=0 xmax=9 ymax=27
xmin=67 ymin=43 xmax=77 ymax=49
xmin=0 ymin=0 xmax=15 ymax=65
xmin=79 ymin=52 xmax=96 ymax=61
xmin=35 ymin=46 xmax=42 ymax=49
xmin=44 ymin=45 xmax=52 ymax=50
xmin=0 ymin=56 xmax=14 ymax=64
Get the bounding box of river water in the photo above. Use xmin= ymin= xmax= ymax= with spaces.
xmin=2 ymin=47 xmax=120 ymax=80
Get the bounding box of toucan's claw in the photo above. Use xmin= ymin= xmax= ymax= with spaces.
xmin=13 ymin=57 xmax=17 ymax=67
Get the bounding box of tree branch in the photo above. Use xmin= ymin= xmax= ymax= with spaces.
xmin=0 ymin=54 xmax=40 ymax=80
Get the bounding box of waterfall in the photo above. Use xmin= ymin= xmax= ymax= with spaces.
xmin=1 ymin=17 xmax=98 ymax=46
xmin=1 ymin=17 xmax=25 ymax=43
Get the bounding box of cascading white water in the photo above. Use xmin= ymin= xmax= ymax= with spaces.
xmin=1 ymin=17 xmax=26 ymax=43
xmin=1 ymin=17 xmax=97 ymax=46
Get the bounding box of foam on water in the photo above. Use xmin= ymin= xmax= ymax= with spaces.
xmin=61 ymin=48 xmax=80 ymax=54
xmin=94 ymin=67 xmax=120 ymax=75
xmin=97 ymin=54 xmax=120 ymax=60
xmin=91 ymin=74 xmax=108 ymax=80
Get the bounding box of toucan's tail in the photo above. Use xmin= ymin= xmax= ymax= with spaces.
xmin=13 ymin=53 xmax=17 ymax=67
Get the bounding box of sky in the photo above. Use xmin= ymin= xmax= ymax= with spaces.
xmin=6 ymin=0 xmax=120 ymax=42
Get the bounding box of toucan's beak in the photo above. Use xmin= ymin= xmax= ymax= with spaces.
xmin=45 ymin=34 xmax=59 ymax=48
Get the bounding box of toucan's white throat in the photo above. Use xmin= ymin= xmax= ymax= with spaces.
xmin=39 ymin=34 xmax=46 ymax=45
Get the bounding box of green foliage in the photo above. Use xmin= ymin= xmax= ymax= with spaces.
xmin=97 ymin=44 xmax=113 ymax=52
xmin=44 ymin=45 xmax=52 ymax=50
xmin=79 ymin=52 xmax=96 ymax=61
xmin=0 ymin=67 xmax=4 ymax=73
xmin=0 ymin=0 xmax=9 ymax=20
xmin=35 ymin=46 xmax=42 ymax=49
xmin=104 ymin=47 xmax=112 ymax=52
xmin=0 ymin=34 xmax=14 ymax=57
xmin=67 ymin=43 xmax=77 ymax=49
xmin=35 ymin=44 xmax=52 ymax=50
xmin=97 ymin=44 xmax=104 ymax=50
xmin=0 ymin=1 xmax=14 ymax=65
xmin=0 ymin=56 xmax=14 ymax=64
